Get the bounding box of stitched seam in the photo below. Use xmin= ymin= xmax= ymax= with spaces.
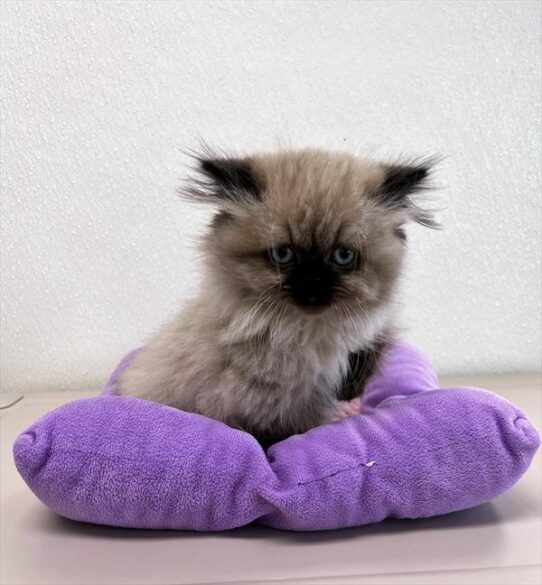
xmin=296 ymin=460 xmax=375 ymax=487
xmin=293 ymin=437 xmax=470 ymax=488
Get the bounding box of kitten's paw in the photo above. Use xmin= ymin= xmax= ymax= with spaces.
xmin=330 ymin=397 xmax=362 ymax=422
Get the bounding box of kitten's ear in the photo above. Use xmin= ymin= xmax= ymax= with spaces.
xmin=180 ymin=154 xmax=262 ymax=205
xmin=377 ymin=160 xmax=439 ymax=228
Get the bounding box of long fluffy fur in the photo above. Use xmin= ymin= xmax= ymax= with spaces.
xmin=118 ymin=148 xmax=435 ymax=446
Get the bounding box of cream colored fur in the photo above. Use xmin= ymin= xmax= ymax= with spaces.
xmin=118 ymin=149 xmax=418 ymax=440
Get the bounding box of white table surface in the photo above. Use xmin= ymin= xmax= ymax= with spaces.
xmin=1 ymin=373 xmax=541 ymax=585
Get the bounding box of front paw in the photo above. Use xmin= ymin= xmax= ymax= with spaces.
xmin=329 ymin=397 xmax=362 ymax=423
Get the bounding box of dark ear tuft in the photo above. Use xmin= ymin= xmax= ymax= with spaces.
xmin=180 ymin=150 xmax=262 ymax=205
xmin=381 ymin=161 xmax=431 ymax=204
xmin=377 ymin=158 xmax=440 ymax=229
xmin=200 ymin=158 xmax=260 ymax=198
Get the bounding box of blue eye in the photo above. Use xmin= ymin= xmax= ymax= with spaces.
xmin=332 ymin=247 xmax=355 ymax=266
xmin=270 ymin=246 xmax=294 ymax=265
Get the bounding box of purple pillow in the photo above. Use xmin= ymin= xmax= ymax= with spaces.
xmin=13 ymin=342 xmax=540 ymax=531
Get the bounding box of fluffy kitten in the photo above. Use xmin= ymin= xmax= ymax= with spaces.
xmin=118 ymin=148 xmax=436 ymax=447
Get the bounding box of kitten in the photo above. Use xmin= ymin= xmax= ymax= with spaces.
xmin=118 ymin=148 xmax=436 ymax=447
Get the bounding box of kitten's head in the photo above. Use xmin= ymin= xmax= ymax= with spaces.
xmin=181 ymin=148 xmax=437 ymax=327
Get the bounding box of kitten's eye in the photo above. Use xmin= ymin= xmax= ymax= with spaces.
xmin=332 ymin=247 xmax=355 ymax=266
xmin=270 ymin=246 xmax=294 ymax=265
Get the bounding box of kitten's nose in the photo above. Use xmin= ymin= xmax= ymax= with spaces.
xmin=291 ymin=273 xmax=333 ymax=308
xmin=306 ymin=275 xmax=322 ymax=285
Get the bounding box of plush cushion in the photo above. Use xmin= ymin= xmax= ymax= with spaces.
xmin=13 ymin=342 xmax=540 ymax=531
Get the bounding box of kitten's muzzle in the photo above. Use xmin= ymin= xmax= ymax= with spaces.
xmin=286 ymin=261 xmax=335 ymax=309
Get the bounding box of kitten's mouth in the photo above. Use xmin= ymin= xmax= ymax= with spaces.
xmin=291 ymin=297 xmax=332 ymax=314
xmin=280 ymin=285 xmax=333 ymax=314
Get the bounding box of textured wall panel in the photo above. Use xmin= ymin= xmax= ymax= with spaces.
xmin=1 ymin=1 xmax=540 ymax=394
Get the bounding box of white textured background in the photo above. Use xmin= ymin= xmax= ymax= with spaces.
xmin=1 ymin=0 xmax=541 ymax=395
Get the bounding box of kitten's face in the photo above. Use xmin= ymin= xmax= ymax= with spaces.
xmin=184 ymin=149 xmax=435 ymax=321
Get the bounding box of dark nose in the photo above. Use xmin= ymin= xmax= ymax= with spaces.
xmin=287 ymin=263 xmax=334 ymax=308
xmin=305 ymin=275 xmax=322 ymax=285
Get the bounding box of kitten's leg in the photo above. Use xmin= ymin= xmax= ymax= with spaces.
xmin=337 ymin=340 xmax=388 ymax=401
